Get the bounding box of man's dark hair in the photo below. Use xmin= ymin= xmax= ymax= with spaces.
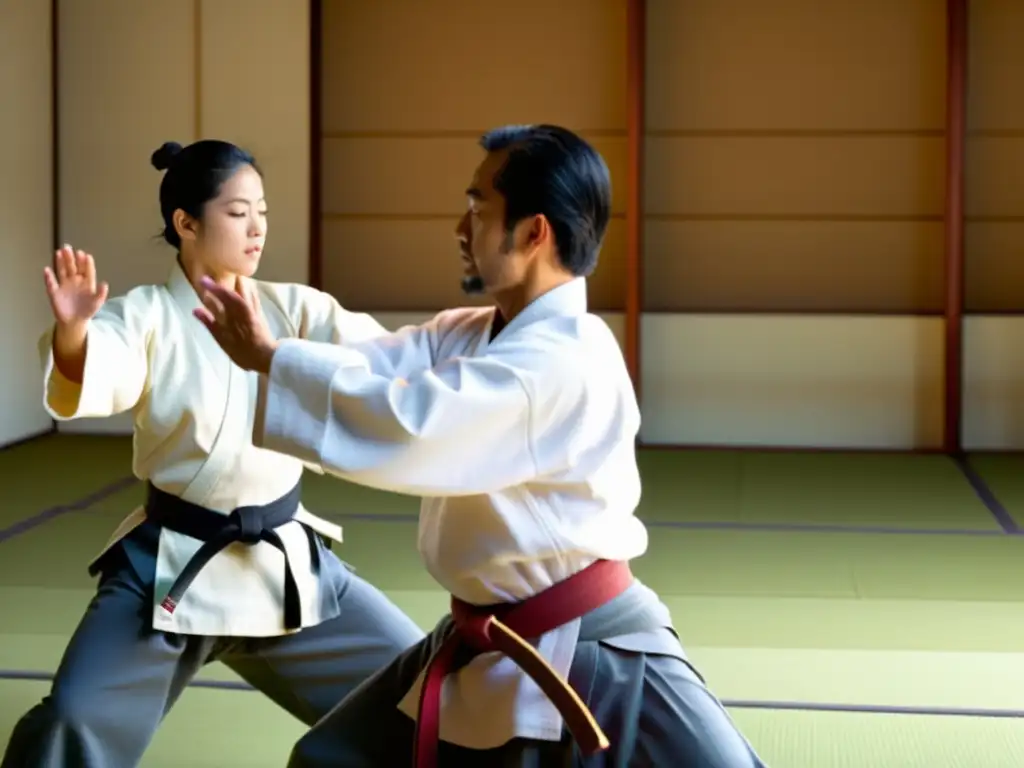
xmin=479 ymin=124 xmax=611 ymax=277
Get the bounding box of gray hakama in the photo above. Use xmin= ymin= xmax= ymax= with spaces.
xmin=1 ymin=486 xmax=425 ymax=768
xmin=287 ymin=580 xmax=768 ymax=767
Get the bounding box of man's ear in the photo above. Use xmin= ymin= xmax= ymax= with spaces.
xmin=523 ymin=214 xmax=550 ymax=252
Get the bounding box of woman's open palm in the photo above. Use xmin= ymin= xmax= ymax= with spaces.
xmin=44 ymin=246 xmax=109 ymax=326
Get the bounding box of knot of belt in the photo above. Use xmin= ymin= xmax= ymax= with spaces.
xmin=144 ymin=482 xmax=307 ymax=629
xmin=413 ymin=559 xmax=634 ymax=768
xmin=234 ymin=506 xmax=270 ymax=545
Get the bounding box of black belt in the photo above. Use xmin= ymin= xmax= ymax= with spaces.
xmin=144 ymin=481 xmax=314 ymax=630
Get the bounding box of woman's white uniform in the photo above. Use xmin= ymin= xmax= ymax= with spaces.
xmin=0 ymin=262 xmax=425 ymax=768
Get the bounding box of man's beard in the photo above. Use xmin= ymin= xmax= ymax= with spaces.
xmin=461 ymin=275 xmax=485 ymax=294
xmin=460 ymin=232 xmax=510 ymax=296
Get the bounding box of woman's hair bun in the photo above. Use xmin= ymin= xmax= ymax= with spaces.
xmin=151 ymin=141 xmax=184 ymax=171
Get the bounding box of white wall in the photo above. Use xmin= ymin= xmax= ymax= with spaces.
xmin=963 ymin=317 xmax=1024 ymax=450
xmin=640 ymin=315 xmax=944 ymax=448
xmin=55 ymin=0 xmax=310 ymax=435
xmin=0 ymin=0 xmax=55 ymax=447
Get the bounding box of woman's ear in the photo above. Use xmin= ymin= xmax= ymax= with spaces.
xmin=172 ymin=209 xmax=198 ymax=243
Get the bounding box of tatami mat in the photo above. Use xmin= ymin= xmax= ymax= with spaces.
xmin=3 ymin=435 xmax=1024 ymax=766
xmin=6 ymin=676 xmax=1024 ymax=768
xmin=637 ymin=451 xmax=1002 ymax=531
xmin=966 ymin=454 xmax=1024 ymax=523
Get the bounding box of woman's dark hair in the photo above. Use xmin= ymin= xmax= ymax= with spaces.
xmin=150 ymin=139 xmax=261 ymax=249
xmin=478 ymin=124 xmax=611 ymax=277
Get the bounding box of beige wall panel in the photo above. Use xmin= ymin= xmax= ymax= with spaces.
xmin=0 ymin=0 xmax=54 ymax=445
xmin=964 ymin=223 xmax=1024 ymax=312
xmin=56 ymin=0 xmax=195 ymax=435
xmin=967 ymin=0 xmax=1024 ymax=132
xmin=965 ymin=1 xmax=1024 ymax=310
xmin=320 ymin=0 xmax=626 ymax=133
xmin=58 ymin=0 xmax=194 ymax=294
xmin=645 ymin=137 xmax=945 ymax=218
xmin=965 ymin=139 xmax=1024 ymax=219
xmin=963 ymin=317 xmax=1024 ymax=450
xmin=644 ymin=0 xmax=946 ymax=317
xmin=200 ymin=0 xmax=310 ymax=284
xmin=646 ymin=0 xmax=946 ymax=132
xmin=322 ymin=218 xmax=626 ymax=312
xmin=590 ymin=221 xmax=627 ymax=312
xmin=640 ymin=315 xmax=945 ymax=448
xmin=321 ymin=136 xmax=627 ymax=217
xmin=58 ymin=0 xmax=310 ymax=435
xmin=319 ymin=0 xmax=627 ymax=311
xmin=644 ymin=220 xmax=945 ymax=313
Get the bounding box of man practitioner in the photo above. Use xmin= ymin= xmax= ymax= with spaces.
xmin=196 ymin=123 xmax=767 ymax=768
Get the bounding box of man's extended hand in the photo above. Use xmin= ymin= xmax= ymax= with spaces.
xmin=193 ymin=276 xmax=278 ymax=374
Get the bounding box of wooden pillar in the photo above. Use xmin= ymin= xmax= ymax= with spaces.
xmin=943 ymin=0 xmax=967 ymax=453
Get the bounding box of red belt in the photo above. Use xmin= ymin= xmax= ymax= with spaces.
xmin=413 ymin=559 xmax=634 ymax=767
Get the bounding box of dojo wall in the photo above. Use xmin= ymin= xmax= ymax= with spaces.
xmin=35 ymin=0 xmax=1024 ymax=450
xmin=963 ymin=0 xmax=1024 ymax=450
xmin=317 ymin=0 xmax=629 ymax=345
xmin=54 ymin=0 xmax=312 ymax=435
xmin=641 ymin=0 xmax=948 ymax=449
xmin=0 ymin=1 xmax=55 ymax=447
xmin=319 ymin=0 xmax=1024 ymax=451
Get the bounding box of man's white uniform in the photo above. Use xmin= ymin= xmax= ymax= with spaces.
xmin=253 ymin=277 xmax=767 ymax=766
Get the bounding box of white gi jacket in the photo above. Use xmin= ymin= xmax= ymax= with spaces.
xmin=255 ymin=278 xmax=653 ymax=747
xmin=41 ymin=262 xmax=388 ymax=637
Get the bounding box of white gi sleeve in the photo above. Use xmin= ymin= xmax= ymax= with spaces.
xmin=39 ymin=289 xmax=153 ymax=420
xmin=254 ymin=335 xmax=583 ymax=496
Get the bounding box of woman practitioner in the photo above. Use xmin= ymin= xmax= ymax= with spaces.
xmin=1 ymin=139 xmax=425 ymax=768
